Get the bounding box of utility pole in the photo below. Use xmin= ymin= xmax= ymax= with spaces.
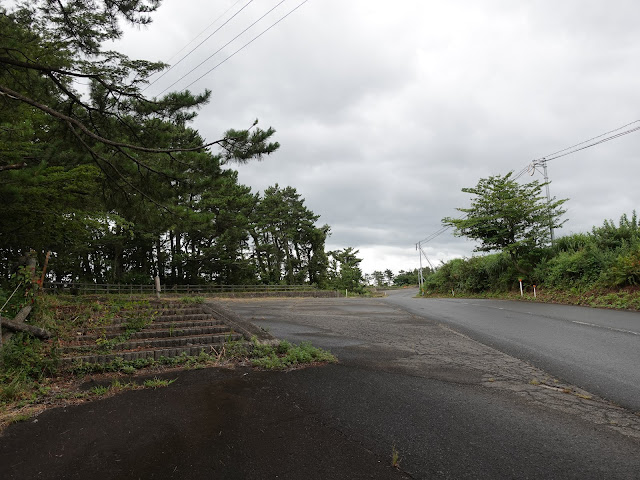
xmin=531 ymin=157 xmax=555 ymax=245
xmin=416 ymin=242 xmax=424 ymax=295
xmin=416 ymin=241 xmax=434 ymax=295
xmin=540 ymin=158 xmax=554 ymax=244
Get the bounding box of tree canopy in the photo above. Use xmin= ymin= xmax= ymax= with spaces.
xmin=0 ymin=1 xmax=338 ymax=288
xmin=442 ymin=173 xmax=567 ymax=273
xmin=327 ymin=247 xmax=364 ymax=293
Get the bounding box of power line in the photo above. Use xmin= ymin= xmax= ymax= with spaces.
xmin=163 ymin=0 xmax=246 ymax=65
xmin=172 ymin=0 xmax=310 ymax=94
xmin=523 ymin=120 xmax=640 ymax=175
xmin=417 ymin=225 xmax=453 ymax=245
xmin=185 ymin=0 xmax=310 ymax=89
xmin=544 ymin=123 xmax=640 ymax=163
xmin=512 ymin=164 xmax=531 ymax=181
xmin=158 ymin=0 xmax=289 ymax=95
xmin=541 ymin=119 xmax=640 ymax=160
xmin=144 ymin=0 xmax=256 ymax=92
xmin=416 ymin=209 xmax=473 ymax=246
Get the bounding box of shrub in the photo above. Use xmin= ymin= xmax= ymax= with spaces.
xmin=0 ymin=333 xmax=58 ymax=380
xmin=599 ymin=245 xmax=640 ymax=287
xmin=424 ymin=254 xmax=520 ymax=294
xmin=539 ymin=244 xmax=614 ymax=289
xmin=553 ymin=232 xmax=591 ymax=253
xmin=591 ymin=211 xmax=639 ymax=251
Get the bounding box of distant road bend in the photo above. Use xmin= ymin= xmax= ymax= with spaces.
xmin=383 ymin=289 xmax=640 ymax=413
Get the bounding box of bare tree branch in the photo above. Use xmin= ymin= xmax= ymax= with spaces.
xmin=0 ymin=162 xmax=27 ymax=172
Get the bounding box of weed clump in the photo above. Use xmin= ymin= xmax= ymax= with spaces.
xmin=180 ymin=296 xmax=205 ymax=304
xmin=250 ymin=339 xmax=336 ymax=370
xmin=66 ymin=338 xmax=336 ymax=376
xmin=391 ymin=445 xmax=400 ymax=468
xmin=0 ymin=333 xmax=59 ymax=403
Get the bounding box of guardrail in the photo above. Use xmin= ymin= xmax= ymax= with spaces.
xmin=43 ymin=282 xmax=318 ymax=295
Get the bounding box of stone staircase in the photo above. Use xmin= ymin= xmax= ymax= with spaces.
xmin=59 ymin=301 xmax=248 ymax=366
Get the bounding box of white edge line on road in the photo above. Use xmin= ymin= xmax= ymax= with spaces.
xmin=428 ymin=297 xmax=640 ymax=335
xmin=571 ymin=320 xmax=640 ymax=336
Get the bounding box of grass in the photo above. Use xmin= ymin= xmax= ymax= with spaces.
xmin=420 ymin=286 xmax=640 ymax=311
xmin=65 ymin=337 xmax=336 ymax=375
xmin=0 ymin=338 xmax=335 ymax=430
xmin=9 ymin=413 xmax=31 ymax=424
xmin=0 ymin=294 xmax=159 ymax=406
xmin=180 ymin=296 xmax=205 ymax=304
xmin=391 ymin=445 xmax=400 ymax=468
xmin=575 ymin=393 xmax=592 ymax=400
xmin=90 ymin=385 xmax=109 ymax=396
xmin=250 ymin=339 xmax=337 ymax=370
xmin=94 ymin=310 xmax=155 ymax=352
xmin=143 ymin=377 xmax=176 ymax=388
xmin=2 ymin=375 xmax=179 ymax=427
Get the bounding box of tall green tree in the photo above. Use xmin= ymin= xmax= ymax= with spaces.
xmin=171 ymin=163 xmax=257 ymax=285
xmin=371 ymin=270 xmax=384 ymax=287
xmin=442 ymin=173 xmax=567 ymax=274
xmin=250 ymin=185 xmax=329 ymax=285
xmin=393 ymin=269 xmax=421 ymax=286
xmin=328 ymin=247 xmax=364 ymax=292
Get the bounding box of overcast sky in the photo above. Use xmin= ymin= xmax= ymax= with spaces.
xmin=115 ymin=0 xmax=640 ymax=275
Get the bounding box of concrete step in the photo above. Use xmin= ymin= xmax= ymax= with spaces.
xmin=129 ymin=324 xmax=230 ymax=339
xmin=60 ymin=335 xmax=243 ymax=366
xmin=58 ymin=300 xmax=253 ymax=367
xmin=149 ymin=307 xmax=205 ymax=315
xmin=75 ymin=319 xmax=226 ymax=339
xmin=61 ymin=333 xmax=243 ymax=366
xmin=63 ymin=325 xmax=233 ymax=351
xmin=153 ymin=313 xmax=214 ymax=322
xmin=107 ymin=312 xmax=213 ymax=324
xmin=111 ymin=332 xmax=240 ymax=351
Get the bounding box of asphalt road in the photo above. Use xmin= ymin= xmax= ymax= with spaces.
xmin=2 ymin=296 xmax=640 ymax=479
xmin=382 ymin=289 xmax=640 ymax=412
xmin=219 ymin=296 xmax=640 ymax=479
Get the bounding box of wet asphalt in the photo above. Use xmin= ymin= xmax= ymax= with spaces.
xmin=1 ymin=294 xmax=639 ymax=479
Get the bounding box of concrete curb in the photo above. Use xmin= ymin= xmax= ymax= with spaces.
xmin=202 ymin=301 xmax=276 ymax=344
